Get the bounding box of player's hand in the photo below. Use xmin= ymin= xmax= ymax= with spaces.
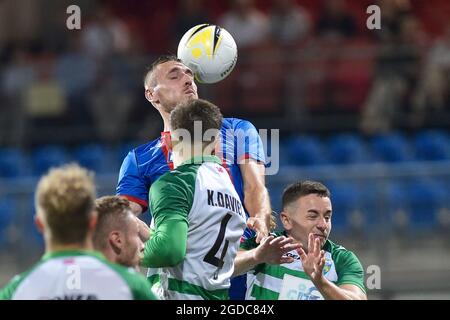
xmin=253 ymin=235 xmax=301 ymax=265
xmin=297 ymin=233 xmax=326 ymax=283
xmin=246 ymin=216 xmax=270 ymax=244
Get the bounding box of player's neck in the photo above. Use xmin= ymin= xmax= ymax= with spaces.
xmin=161 ymin=110 xmax=171 ymax=132
xmin=172 ymin=143 xmax=210 ymax=167
xmin=45 ymin=238 xmax=94 ymax=255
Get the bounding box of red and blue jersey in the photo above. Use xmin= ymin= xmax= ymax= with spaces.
xmin=117 ymin=117 xmax=265 ymax=220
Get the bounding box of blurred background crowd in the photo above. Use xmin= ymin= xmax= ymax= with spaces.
xmin=0 ymin=0 xmax=449 ymax=299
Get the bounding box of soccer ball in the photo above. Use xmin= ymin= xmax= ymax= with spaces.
xmin=177 ymin=24 xmax=238 ymax=84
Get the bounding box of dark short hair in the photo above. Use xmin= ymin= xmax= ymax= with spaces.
xmin=93 ymin=196 xmax=133 ymax=250
xmin=282 ymin=180 xmax=331 ymax=209
xmin=143 ymin=54 xmax=181 ymax=88
xmin=170 ymin=98 xmax=223 ymax=144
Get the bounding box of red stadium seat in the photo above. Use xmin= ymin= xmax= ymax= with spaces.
xmin=236 ymin=41 xmax=284 ymax=115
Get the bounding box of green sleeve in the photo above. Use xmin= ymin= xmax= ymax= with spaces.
xmin=128 ymin=273 xmax=159 ymax=300
xmin=142 ymin=169 xmax=195 ymax=268
xmin=334 ymin=250 xmax=366 ymax=294
xmin=239 ymin=236 xmax=258 ymax=251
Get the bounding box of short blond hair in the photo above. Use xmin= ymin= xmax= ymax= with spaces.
xmin=93 ymin=196 xmax=133 ymax=250
xmin=35 ymin=163 xmax=96 ymax=244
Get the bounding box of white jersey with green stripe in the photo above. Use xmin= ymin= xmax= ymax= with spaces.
xmin=0 ymin=250 xmax=156 ymax=300
xmin=241 ymin=232 xmax=366 ymax=300
xmin=147 ymin=156 xmax=247 ymax=300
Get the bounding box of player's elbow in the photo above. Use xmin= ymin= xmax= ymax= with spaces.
xmin=162 ymin=246 xmax=185 ymax=267
xmin=157 ymin=235 xmax=186 ymax=267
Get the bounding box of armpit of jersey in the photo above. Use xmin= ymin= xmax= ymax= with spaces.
xmin=117 ymin=150 xmax=150 ymax=209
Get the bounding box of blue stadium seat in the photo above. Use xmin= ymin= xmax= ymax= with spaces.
xmin=327 ymin=134 xmax=371 ymax=164
xmin=371 ymin=133 xmax=413 ymax=163
xmin=328 ymin=182 xmax=361 ymax=232
xmin=407 ymin=180 xmax=446 ymax=230
xmin=32 ymin=145 xmax=70 ymax=176
xmin=267 ymin=183 xmax=285 ymax=214
xmin=386 ymin=180 xmax=446 ymax=231
xmin=0 ymin=198 xmax=15 ymax=247
xmin=26 ymin=197 xmax=44 ymax=249
xmin=277 ymin=141 xmax=293 ymax=167
xmin=285 ymin=135 xmax=328 ymax=166
xmin=414 ymin=130 xmax=450 ymax=161
xmin=73 ymin=144 xmax=112 ymax=173
xmin=385 ymin=181 xmax=411 ymax=229
xmin=0 ymin=148 xmax=27 ymax=177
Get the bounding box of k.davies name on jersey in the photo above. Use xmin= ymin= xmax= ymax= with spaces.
xmin=207 ymin=189 xmax=243 ymax=215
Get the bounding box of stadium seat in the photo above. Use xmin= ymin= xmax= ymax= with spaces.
xmin=327 ymin=133 xmax=371 ymax=164
xmin=386 ymin=179 xmax=446 ymax=231
xmin=73 ymin=144 xmax=112 ymax=173
xmin=32 ymin=145 xmax=70 ymax=176
xmin=285 ymin=135 xmax=328 ymax=166
xmin=267 ymin=183 xmax=285 ymax=215
xmin=26 ymin=197 xmax=44 ymax=250
xmin=371 ymin=133 xmax=413 ymax=163
xmin=237 ymin=42 xmax=284 ymax=115
xmin=414 ymin=130 xmax=450 ymax=161
xmin=0 ymin=148 xmax=27 ymax=178
xmin=0 ymin=198 xmax=15 ymax=247
xmin=407 ymin=180 xmax=447 ymax=231
xmin=327 ymin=39 xmax=375 ymax=111
xmin=328 ymin=182 xmax=361 ymax=232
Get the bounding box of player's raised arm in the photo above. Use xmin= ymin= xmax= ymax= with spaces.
xmin=235 ymin=119 xmax=272 ymax=243
xmin=233 ymin=235 xmax=300 ymax=277
xmin=240 ymin=159 xmax=272 ymax=242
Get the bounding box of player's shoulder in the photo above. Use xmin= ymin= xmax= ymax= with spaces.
xmin=152 ymin=163 xmax=198 ymax=190
xmin=325 ymin=239 xmax=361 ymax=263
xmin=0 ymin=260 xmax=44 ymax=300
xmin=100 ymin=259 xmax=156 ymax=300
xmin=122 ymin=137 xmax=165 ymax=169
xmin=132 ymin=137 xmax=163 ymax=158
xmin=324 ymin=239 xmax=348 ymax=254
xmin=222 ymin=117 xmax=257 ymax=130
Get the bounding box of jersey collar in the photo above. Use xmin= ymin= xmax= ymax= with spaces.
xmin=42 ymin=249 xmax=106 ymax=262
xmin=180 ymin=155 xmax=222 ymax=166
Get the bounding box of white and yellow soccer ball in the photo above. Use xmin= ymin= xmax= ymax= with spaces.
xmin=177 ymin=24 xmax=238 ymax=84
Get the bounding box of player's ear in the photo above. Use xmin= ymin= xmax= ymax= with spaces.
xmin=280 ymin=211 xmax=292 ymax=230
xmin=88 ymin=212 xmax=97 ymax=232
xmin=145 ymin=87 xmax=158 ymax=104
xmin=34 ymin=213 xmax=45 ymax=234
xmin=109 ymin=231 xmax=123 ymax=254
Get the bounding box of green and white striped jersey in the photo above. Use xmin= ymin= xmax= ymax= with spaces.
xmin=0 ymin=250 xmax=156 ymax=300
xmin=147 ymin=156 xmax=247 ymax=300
xmin=241 ymin=232 xmax=366 ymax=300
